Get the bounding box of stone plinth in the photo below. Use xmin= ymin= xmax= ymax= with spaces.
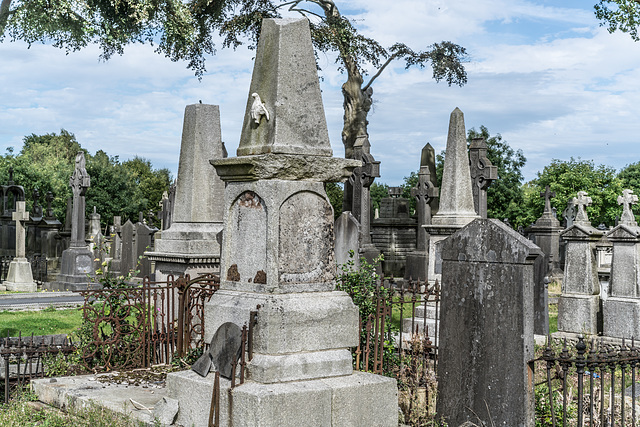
xmin=603 ymin=223 xmax=640 ymax=338
xmin=557 ymin=223 xmax=603 ymax=335
xmin=4 ymin=258 xmax=36 ymax=292
xmin=436 ymin=219 xmax=539 ymax=427
xmin=145 ymin=103 xmax=225 ymax=281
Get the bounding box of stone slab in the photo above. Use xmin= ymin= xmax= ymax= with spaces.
xmin=4 ymin=257 xmax=36 ymax=291
xmin=557 ymin=293 xmax=600 ymax=335
xmin=603 ymin=297 xmax=640 ymax=339
xmin=247 ymin=349 xmax=353 ymax=383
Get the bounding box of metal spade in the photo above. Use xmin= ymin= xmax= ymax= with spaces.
xmin=191 ymin=322 xmax=242 ymax=379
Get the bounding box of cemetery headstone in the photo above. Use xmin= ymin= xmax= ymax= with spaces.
xmin=468 ymin=136 xmax=497 ymax=218
xmin=53 ymin=152 xmax=97 ymax=290
xmin=436 ymin=219 xmax=539 ymax=427
xmin=603 ymin=189 xmax=640 ymax=338
xmin=167 ymin=17 xmax=397 ymax=427
xmin=145 ymin=104 xmax=226 ymax=281
xmin=334 ymin=211 xmax=360 ymax=270
xmin=557 ymin=191 xmax=603 ymax=335
xmin=3 ymin=201 xmax=36 ymax=291
xmin=405 ymin=142 xmax=439 ymax=281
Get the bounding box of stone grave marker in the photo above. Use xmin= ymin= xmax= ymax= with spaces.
xmin=3 ymin=201 xmax=36 ymax=291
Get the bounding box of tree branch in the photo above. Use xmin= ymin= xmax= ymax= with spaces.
xmin=363 ymin=52 xmax=398 ymax=91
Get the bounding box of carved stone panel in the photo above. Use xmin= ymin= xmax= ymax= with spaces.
xmin=228 ymin=191 xmax=267 ymax=283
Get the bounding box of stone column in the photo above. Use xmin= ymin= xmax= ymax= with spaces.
xmin=405 ymin=143 xmax=439 ymax=281
xmin=437 ymin=219 xmax=539 ymax=427
xmin=53 ymin=152 xmax=97 ymax=291
xmin=557 ymin=191 xmax=603 ymax=335
xmin=603 ymin=189 xmax=640 ymax=338
xmin=423 ymin=108 xmax=480 ymax=284
xmin=468 ymin=137 xmax=497 ymax=218
xmin=3 ymin=201 xmax=36 ymax=291
xmin=167 ymin=17 xmax=397 ymax=427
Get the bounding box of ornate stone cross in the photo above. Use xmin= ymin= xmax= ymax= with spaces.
xmin=411 ymin=165 xmax=439 ymax=251
xmin=45 ymin=191 xmax=55 ymax=219
xmin=573 ymin=191 xmax=592 ymax=225
xmin=469 ymin=137 xmax=497 ymax=218
xmin=618 ymin=189 xmax=638 ymax=226
xmin=12 ymin=201 xmax=29 ymax=258
xmin=540 ymin=185 xmax=555 ymax=214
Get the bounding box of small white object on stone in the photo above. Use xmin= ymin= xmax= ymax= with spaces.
xmin=250 ymin=93 xmax=269 ymax=124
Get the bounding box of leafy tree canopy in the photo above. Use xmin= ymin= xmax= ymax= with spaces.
xmin=524 ymin=157 xmax=624 ymax=228
xmin=595 ymin=0 xmax=640 ymax=41
xmin=0 ymin=130 xmax=171 ymax=228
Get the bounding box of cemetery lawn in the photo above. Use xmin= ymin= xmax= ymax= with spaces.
xmin=0 ymin=307 xmax=83 ymax=337
xmin=390 ymin=296 xmax=421 ymax=330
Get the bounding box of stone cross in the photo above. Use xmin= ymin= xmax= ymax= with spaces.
xmin=12 ymin=201 xmax=29 ymax=258
xmin=618 ymin=189 xmax=638 ymax=226
xmin=540 ymin=185 xmax=555 ymax=214
xmin=469 ymin=137 xmax=497 ymax=218
xmin=573 ymin=191 xmax=592 ymax=226
xmin=563 ymin=199 xmax=576 ymax=228
xmin=45 ymin=191 xmax=55 ymax=219
xmin=349 ymin=136 xmax=380 ymax=231
xmin=69 ymin=152 xmax=91 ymax=247
xmin=411 ymin=165 xmax=439 ymax=251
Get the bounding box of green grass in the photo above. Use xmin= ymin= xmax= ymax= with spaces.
xmin=549 ymin=303 xmax=558 ymax=334
xmin=0 ymin=307 xmax=83 ymax=338
xmin=390 ymin=296 xmax=423 ymax=331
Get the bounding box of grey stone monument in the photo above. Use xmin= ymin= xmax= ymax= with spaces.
xmin=145 ymin=104 xmax=225 ymax=281
xmin=525 ymin=186 xmax=563 ymax=335
xmin=54 ymin=152 xmax=97 ymax=291
xmin=557 ymin=191 xmax=603 ymax=335
xmin=3 ymin=201 xmax=36 ymax=292
xmin=334 ymin=211 xmax=360 ymax=270
xmin=424 ymin=108 xmax=480 ymax=284
xmin=436 ymin=219 xmax=539 ymax=427
xmin=603 ymin=189 xmax=640 ymax=338
xmin=167 ymin=17 xmax=397 ymax=427
xmin=468 ymin=136 xmax=497 ymax=218
xmin=405 ymin=143 xmax=439 ymax=281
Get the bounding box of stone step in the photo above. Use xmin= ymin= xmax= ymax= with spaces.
xmin=402 ymin=316 xmax=438 ymax=336
xmin=413 ymin=303 xmax=439 ymax=319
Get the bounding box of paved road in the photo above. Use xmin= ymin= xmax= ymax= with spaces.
xmin=0 ymin=291 xmax=85 ymax=310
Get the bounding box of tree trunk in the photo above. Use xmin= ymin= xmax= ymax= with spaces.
xmin=0 ymin=0 xmax=12 ymax=34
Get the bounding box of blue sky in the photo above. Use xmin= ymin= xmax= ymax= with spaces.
xmin=1 ymin=0 xmax=639 ymax=186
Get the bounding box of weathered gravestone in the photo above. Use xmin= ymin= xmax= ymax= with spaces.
xmin=3 ymin=201 xmax=36 ymax=291
xmin=145 ymin=103 xmax=225 ymax=281
xmin=333 ymin=211 xmax=360 ymax=270
xmin=603 ymin=189 xmax=640 ymax=338
xmin=424 ymin=108 xmax=480 ymax=284
xmin=436 ymin=219 xmax=540 ymax=427
xmin=557 ymin=191 xmax=603 ymax=335
xmin=405 ymin=142 xmax=439 ymax=281
xmin=166 ymin=17 xmax=397 ymax=427
xmin=135 ymin=216 xmax=155 ymax=278
xmin=54 ymin=152 xmax=97 ymax=291
xmin=119 ymin=219 xmax=136 ymax=277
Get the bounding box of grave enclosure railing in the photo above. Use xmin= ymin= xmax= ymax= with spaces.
xmin=75 ymin=273 xmax=219 ymax=372
xmin=537 ymin=335 xmax=640 ymax=427
xmin=1 ymin=334 xmax=75 ymax=403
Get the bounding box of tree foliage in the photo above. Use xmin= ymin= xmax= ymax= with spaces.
xmin=595 ymin=0 xmax=640 ymax=41
xmin=0 ymin=130 xmax=170 ymax=228
xmin=524 ymin=158 xmax=624 ymax=228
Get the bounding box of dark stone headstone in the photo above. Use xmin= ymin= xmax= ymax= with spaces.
xmin=135 ymin=221 xmax=155 ymax=278
xmin=436 ymin=219 xmax=541 ymax=427
xmin=120 ymin=220 xmax=135 ymax=276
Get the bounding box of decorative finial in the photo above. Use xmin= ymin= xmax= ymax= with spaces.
xmin=250 ymin=93 xmax=270 ymax=125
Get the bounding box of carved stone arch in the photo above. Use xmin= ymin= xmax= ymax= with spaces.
xmin=278 ymin=190 xmax=334 ymax=284
xmin=226 ymin=191 xmax=267 ymax=283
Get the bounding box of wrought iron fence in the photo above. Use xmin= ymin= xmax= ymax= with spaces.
xmin=537 ymin=335 xmax=640 ymax=426
xmin=1 ymin=334 xmax=75 ymax=403
xmin=75 ymin=274 xmax=219 ymax=371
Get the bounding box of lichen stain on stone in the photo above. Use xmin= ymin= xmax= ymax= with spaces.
xmin=227 ymin=264 xmax=240 ymax=282
xmin=238 ymin=191 xmax=263 ymax=209
xmin=254 ymin=270 xmax=267 ymax=284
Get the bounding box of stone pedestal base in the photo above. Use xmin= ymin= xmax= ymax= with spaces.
xmin=557 ymin=293 xmax=600 ymax=335
xmin=153 ymin=222 xmax=222 ymax=255
xmin=145 ymin=252 xmax=220 ymax=282
xmin=603 ymin=297 xmax=640 ymax=339
xmin=3 ymin=257 xmax=36 ymax=292
xmin=167 ymin=370 xmax=397 ymax=427
xmin=53 ymin=246 xmax=98 ymax=291
xmin=404 ymin=251 xmax=428 ymax=281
